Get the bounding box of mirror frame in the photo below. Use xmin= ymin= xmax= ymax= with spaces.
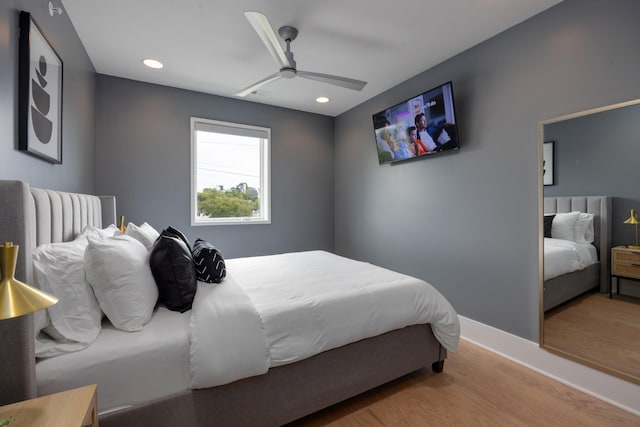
xmin=538 ymin=98 xmax=640 ymax=385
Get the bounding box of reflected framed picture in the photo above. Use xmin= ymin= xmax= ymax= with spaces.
xmin=543 ymin=141 xmax=554 ymax=186
xmin=18 ymin=11 xmax=63 ymax=164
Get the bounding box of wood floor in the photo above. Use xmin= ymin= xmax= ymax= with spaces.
xmin=544 ymin=292 xmax=640 ymax=380
xmin=288 ymin=339 xmax=639 ymax=427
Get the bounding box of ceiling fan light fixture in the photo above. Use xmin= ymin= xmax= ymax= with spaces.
xmin=142 ymin=58 xmax=163 ymax=69
xmin=280 ymin=68 xmax=296 ymax=79
xmin=316 ymin=97 xmax=329 ymax=103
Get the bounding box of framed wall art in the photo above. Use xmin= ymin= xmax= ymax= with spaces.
xmin=18 ymin=11 xmax=63 ymax=164
xmin=543 ymin=141 xmax=554 ymax=186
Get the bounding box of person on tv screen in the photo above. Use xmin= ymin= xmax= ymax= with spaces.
xmin=379 ymin=126 xmax=412 ymax=161
xmin=415 ymin=112 xmax=457 ymax=152
xmin=407 ymin=126 xmax=429 ymax=156
xmin=414 ymin=113 xmax=439 ymax=152
xmin=375 ymin=118 xmax=394 ymax=161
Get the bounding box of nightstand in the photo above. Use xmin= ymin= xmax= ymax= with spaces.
xmin=611 ymin=246 xmax=640 ymax=298
xmin=0 ymin=384 xmax=98 ymax=427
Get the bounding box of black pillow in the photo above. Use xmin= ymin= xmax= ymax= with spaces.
xmin=163 ymin=226 xmax=192 ymax=252
xmin=544 ymin=214 xmax=555 ymax=238
xmin=149 ymin=229 xmax=197 ymax=312
xmin=192 ymin=238 xmax=226 ymax=284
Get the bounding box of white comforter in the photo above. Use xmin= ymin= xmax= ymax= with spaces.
xmin=189 ymin=250 xmax=460 ymax=389
xmin=544 ymin=238 xmax=598 ymax=280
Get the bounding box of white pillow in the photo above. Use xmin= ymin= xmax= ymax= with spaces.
xmin=32 ymin=238 xmax=102 ymax=358
xmin=79 ymin=224 xmax=122 ymax=242
xmin=84 ymin=234 xmax=158 ymax=332
xmin=125 ymin=222 xmax=160 ymax=250
xmin=30 ymin=223 xmax=115 ymax=348
xmin=551 ymin=211 xmax=580 ymax=241
xmin=574 ymin=212 xmax=595 ymax=243
xmin=33 ymin=238 xmax=102 ymax=357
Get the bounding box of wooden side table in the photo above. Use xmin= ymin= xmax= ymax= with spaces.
xmin=610 ymin=246 xmax=640 ymax=298
xmin=0 ymin=384 xmax=98 ymax=427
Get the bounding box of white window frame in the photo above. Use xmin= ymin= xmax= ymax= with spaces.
xmin=190 ymin=117 xmax=271 ymax=226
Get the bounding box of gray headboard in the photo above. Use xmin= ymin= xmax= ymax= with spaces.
xmin=543 ymin=195 xmax=612 ymax=293
xmin=0 ymin=180 xmax=116 ymax=405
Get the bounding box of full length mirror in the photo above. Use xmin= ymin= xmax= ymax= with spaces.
xmin=539 ymin=99 xmax=640 ymax=384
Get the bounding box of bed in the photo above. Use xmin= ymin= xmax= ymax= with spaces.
xmin=543 ymin=196 xmax=611 ymax=312
xmin=0 ymin=180 xmax=459 ymax=427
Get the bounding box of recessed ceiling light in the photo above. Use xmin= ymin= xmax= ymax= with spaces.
xmin=316 ymin=97 xmax=329 ymax=103
xmin=142 ymin=58 xmax=163 ymax=69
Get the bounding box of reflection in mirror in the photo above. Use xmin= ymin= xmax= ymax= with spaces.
xmin=539 ymin=99 xmax=640 ymax=384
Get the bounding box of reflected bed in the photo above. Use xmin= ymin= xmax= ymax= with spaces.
xmin=543 ymin=196 xmax=611 ymax=311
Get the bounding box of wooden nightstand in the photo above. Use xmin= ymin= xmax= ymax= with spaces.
xmin=611 ymin=246 xmax=640 ymax=298
xmin=0 ymin=384 xmax=98 ymax=427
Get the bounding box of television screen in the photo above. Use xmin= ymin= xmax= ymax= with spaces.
xmin=372 ymin=81 xmax=460 ymax=165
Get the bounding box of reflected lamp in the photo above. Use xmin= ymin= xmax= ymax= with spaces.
xmin=623 ymin=209 xmax=640 ymax=250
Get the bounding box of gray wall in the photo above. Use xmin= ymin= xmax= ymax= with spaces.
xmin=334 ymin=0 xmax=640 ymax=341
xmin=95 ymin=75 xmax=335 ymax=258
xmin=0 ymin=0 xmax=96 ymax=193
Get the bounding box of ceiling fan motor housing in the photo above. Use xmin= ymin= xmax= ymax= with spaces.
xmin=280 ymin=68 xmax=296 ymax=78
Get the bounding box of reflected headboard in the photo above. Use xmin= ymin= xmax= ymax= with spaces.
xmin=0 ymin=180 xmax=116 ymax=405
xmin=543 ymin=195 xmax=612 ymax=293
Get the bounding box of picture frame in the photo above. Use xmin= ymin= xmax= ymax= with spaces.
xmin=543 ymin=141 xmax=554 ymax=186
xmin=18 ymin=11 xmax=63 ymax=164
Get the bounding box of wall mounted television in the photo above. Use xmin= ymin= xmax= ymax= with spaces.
xmin=372 ymin=81 xmax=460 ymax=165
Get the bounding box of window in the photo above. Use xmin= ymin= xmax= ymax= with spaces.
xmin=191 ymin=117 xmax=270 ymax=225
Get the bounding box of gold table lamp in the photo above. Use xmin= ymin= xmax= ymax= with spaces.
xmin=0 ymin=242 xmax=58 ymax=320
xmin=624 ymin=209 xmax=640 ymax=250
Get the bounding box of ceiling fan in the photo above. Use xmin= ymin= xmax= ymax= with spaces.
xmin=235 ymin=11 xmax=367 ymax=97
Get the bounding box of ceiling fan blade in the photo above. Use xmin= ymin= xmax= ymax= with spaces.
xmin=244 ymin=11 xmax=290 ymax=69
xmin=297 ymin=70 xmax=367 ymax=91
xmin=234 ymin=72 xmax=282 ymax=97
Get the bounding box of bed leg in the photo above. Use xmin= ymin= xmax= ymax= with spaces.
xmin=432 ymin=360 xmax=444 ymax=373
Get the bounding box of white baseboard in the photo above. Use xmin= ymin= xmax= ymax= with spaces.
xmin=459 ymin=315 xmax=640 ymax=416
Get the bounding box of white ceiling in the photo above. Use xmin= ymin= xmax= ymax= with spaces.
xmin=60 ymin=0 xmax=563 ymax=117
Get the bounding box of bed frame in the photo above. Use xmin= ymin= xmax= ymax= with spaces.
xmin=0 ymin=180 xmax=447 ymax=426
xmin=543 ymin=196 xmax=611 ymax=311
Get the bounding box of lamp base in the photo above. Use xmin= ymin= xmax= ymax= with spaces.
xmin=627 ymin=245 xmax=640 ymax=250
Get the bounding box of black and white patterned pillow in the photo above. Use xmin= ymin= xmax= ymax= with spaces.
xmin=192 ymin=238 xmax=226 ymax=283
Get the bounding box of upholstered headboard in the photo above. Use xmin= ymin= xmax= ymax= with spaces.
xmin=543 ymin=195 xmax=612 ymax=293
xmin=0 ymin=180 xmax=116 ymax=405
